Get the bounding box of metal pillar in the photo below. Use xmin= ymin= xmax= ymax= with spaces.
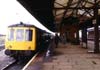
xmin=76 ymin=30 xmax=80 ymax=45
xmin=94 ymin=23 xmax=99 ymax=53
xmin=93 ymin=1 xmax=99 ymax=53
xmin=82 ymin=28 xmax=87 ymax=48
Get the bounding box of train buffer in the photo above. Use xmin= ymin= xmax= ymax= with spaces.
xmin=22 ymin=43 xmax=100 ymax=70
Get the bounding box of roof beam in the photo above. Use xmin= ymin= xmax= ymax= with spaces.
xmin=54 ymin=6 xmax=100 ymax=10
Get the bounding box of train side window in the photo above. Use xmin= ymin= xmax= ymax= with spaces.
xmin=25 ymin=30 xmax=33 ymax=41
xmin=16 ymin=29 xmax=24 ymax=41
xmin=8 ymin=29 xmax=14 ymax=41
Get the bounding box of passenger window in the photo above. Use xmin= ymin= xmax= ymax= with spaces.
xmin=16 ymin=29 xmax=24 ymax=41
xmin=8 ymin=29 xmax=14 ymax=41
xmin=25 ymin=30 xmax=33 ymax=41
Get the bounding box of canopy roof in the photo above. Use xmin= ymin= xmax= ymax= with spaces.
xmin=17 ymin=0 xmax=100 ymax=31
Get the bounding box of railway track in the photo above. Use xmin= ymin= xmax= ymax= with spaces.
xmin=22 ymin=51 xmax=46 ymax=70
xmin=1 ymin=60 xmax=17 ymax=70
xmin=1 ymin=52 xmax=39 ymax=70
xmin=2 ymin=61 xmax=28 ymax=70
xmin=1 ymin=58 xmax=31 ymax=70
xmin=22 ymin=53 xmax=39 ymax=70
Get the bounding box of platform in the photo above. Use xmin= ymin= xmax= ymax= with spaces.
xmin=24 ymin=43 xmax=100 ymax=70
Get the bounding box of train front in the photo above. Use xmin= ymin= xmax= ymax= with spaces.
xmin=5 ymin=23 xmax=36 ymax=58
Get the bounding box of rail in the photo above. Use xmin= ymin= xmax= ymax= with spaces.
xmin=1 ymin=60 xmax=17 ymax=70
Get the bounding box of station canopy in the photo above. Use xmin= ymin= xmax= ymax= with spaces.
xmin=17 ymin=0 xmax=100 ymax=31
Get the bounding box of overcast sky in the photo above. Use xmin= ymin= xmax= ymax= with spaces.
xmin=0 ymin=0 xmax=54 ymax=35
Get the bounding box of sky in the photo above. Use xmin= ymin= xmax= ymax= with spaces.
xmin=0 ymin=0 xmax=55 ymax=35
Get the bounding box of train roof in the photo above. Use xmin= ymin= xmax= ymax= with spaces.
xmin=8 ymin=22 xmax=36 ymax=28
xmin=8 ymin=22 xmax=54 ymax=34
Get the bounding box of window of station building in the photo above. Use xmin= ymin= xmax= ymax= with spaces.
xmin=16 ymin=29 xmax=24 ymax=41
xmin=8 ymin=29 xmax=14 ymax=41
xmin=25 ymin=29 xmax=33 ymax=41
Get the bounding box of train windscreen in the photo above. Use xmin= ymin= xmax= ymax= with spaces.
xmin=16 ymin=29 xmax=24 ymax=41
xmin=8 ymin=29 xmax=14 ymax=41
xmin=25 ymin=29 xmax=33 ymax=41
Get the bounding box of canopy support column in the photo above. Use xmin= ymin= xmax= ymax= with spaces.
xmin=93 ymin=1 xmax=99 ymax=53
xmin=76 ymin=30 xmax=80 ymax=45
xmin=82 ymin=28 xmax=87 ymax=48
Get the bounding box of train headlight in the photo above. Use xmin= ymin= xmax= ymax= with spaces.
xmin=28 ymin=46 xmax=31 ymax=50
xmin=7 ymin=45 xmax=12 ymax=49
xmin=9 ymin=45 xmax=12 ymax=48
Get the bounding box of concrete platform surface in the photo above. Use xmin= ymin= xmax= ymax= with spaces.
xmin=25 ymin=43 xmax=100 ymax=70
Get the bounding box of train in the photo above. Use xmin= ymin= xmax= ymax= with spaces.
xmin=5 ymin=22 xmax=52 ymax=59
xmin=87 ymin=27 xmax=100 ymax=40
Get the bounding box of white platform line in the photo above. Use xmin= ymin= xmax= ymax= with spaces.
xmin=22 ymin=52 xmax=39 ymax=70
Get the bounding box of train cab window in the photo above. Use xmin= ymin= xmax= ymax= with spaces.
xmin=16 ymin=29 xmax=24 ymax=41
xmin=8 ymin=29 xmax=14 ymax=41
xmin=25 ymin=30 xmax=33 ymax=41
